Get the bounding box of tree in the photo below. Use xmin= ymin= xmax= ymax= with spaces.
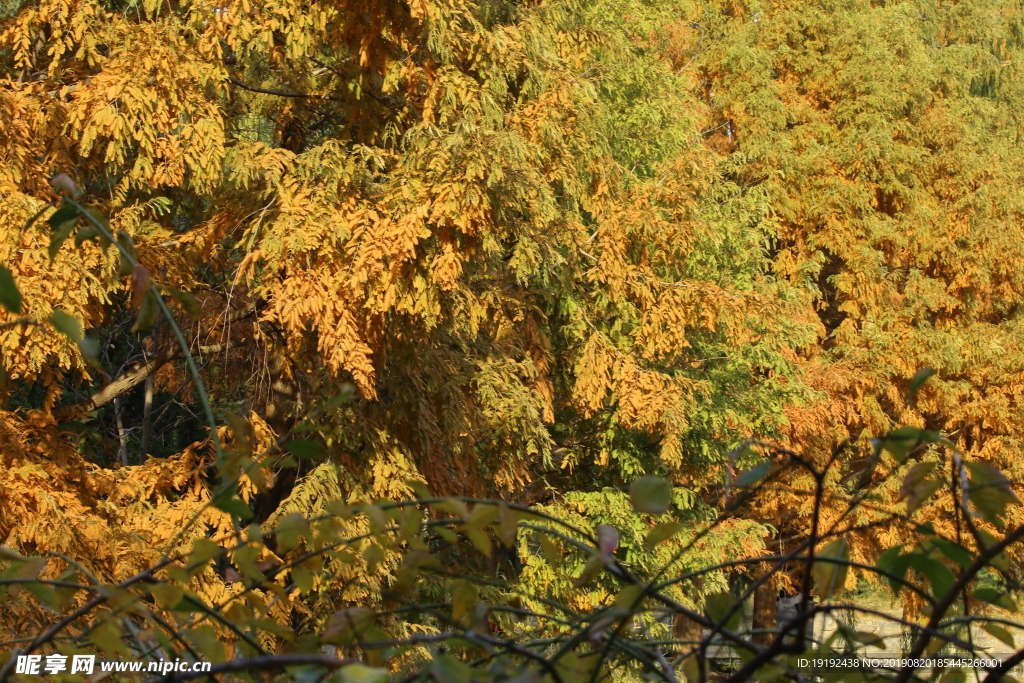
xmin=0 ymin=0 xmax=809 ymax=651
xmin=691 ymin=0 xmax=1024 ymax=588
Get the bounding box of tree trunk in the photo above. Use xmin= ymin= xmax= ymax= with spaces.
xmin=114 ymin=396 xmax=129 ymax=466
xmin=140 ymin=374 xmax=154 ymax=462
xmin=255 ymin=346 xmax=301 ymax=524
xmin=672 ymin=612 xmax=703 ymax=650
xmin=751 ymin=574 xmax=777 ymax=646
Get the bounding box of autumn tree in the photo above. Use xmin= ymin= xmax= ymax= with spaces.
xmin=0 ymin=0 xmax=820 ymax=659
xmin=690 ymin=0 xmax=1024 ymax=603
xmin=2 ymin=0 xmax=1024 ymax=677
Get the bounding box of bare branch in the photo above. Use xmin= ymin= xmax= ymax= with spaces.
xmin=53 ymin=303 xmax=257 ymax=422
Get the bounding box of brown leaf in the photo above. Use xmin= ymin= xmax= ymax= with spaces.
xmin=131 ymin=265 xmax=152 ymax=308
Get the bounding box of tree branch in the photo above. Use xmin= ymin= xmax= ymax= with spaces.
xmin=54 ymin=305 xmax=257 ymax=422
xmin=55 ymin=346 xmax=180 ymax=421
xmin=0 ymin=318 xmax=35 ymax=330
xmin=227 ymin=76 xmax=344 ymax=102
xmin=54 ymin=343 xmax=234 ymax=422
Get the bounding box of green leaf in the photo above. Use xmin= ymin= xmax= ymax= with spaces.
xmin=150 ymin=583 xmax=184 ymax=609
xmin=450 ymin=578 xmax=478 ymax=622
xmin=184 ymin=625 xmax=226 ymax=663
xmin=131 ymin=290 xmax=160 ymax=333
xmin=431 ymin=654 xmax=470 ymax=683
xmin=291 ymin=566 xmax=314 ymax=594
xmin=907 ymin=368 xmax=936 ymax=405
xmin=234 ymin=543 xmax=262 ymax=579
xmin=399 ymin=504 xmax=423 ymax=541
xmin=406 ymin=478 xmax=431 ymax=499
xmin=907 ymin=479 xmax=942 ymax=516
xmin=168 ymin=288 xmax=202 ymax=320
xmin=812 ymin=537 xmax=850 ymax=599
xmin=875 ymin=426 xmax=943 ymax=464
xmin=680 ymin=656 xmax=703 ymax=683
xmin=940 ymin=670 xmax=967 ymax=683
xmin=435 ymin=526 xmax=457 ymax=545
xmin=899 ymin=462 xmax=942 ymax=515
xmin=705 ymin=592 xmax=740 ymax=631
xmin=573 ymin=555 xmax=603 ymax=588
xmin=435 ymin=498 xmax=468 ymax=517
xmin=736 ymin=460 xmax=770 ymax=488
xmin=78 ymin=337 xmax=102 ymax=367
xmin=967 ymin=462 xmax=1020 ymax=529
xmin=853 ymin=631 xmax=885 ymax=648
xmin=187 ymin=538 xmax=223 ymax=567
xmin=21 ymin=204 xmax=50 ymax=234
xmin=643 ymin=521 xmax=683 ymax=548
xmin=973 ymin=587 xmax=1017 ymax=612
xmin=23 ymin=581 xmax=61 ymax=610
xmin=116 ymin=230 xmax=137 ymax=277
xmin=983 ymin=623 xmax=1015 ymax=648
xmin=275 ymin=513 xmax=309 ymax=553
xmin=362 ymin=504 xmax=387 ymax=534
xmin=0 ymin=266 xmax=22 ymax=314
xmin=83 ymin=207 xmax=110 ymax=232
xmin=613 ymin=584 xmax=646 ymax=613
xmin=978 ymin=528 xmax=1011 ymax=572
xmin=224 ymin=412 xmax=255 ymax=457
xmin=464 ymin=503 xmax=499 ymax=530
xmin=899 ymin=461 xmax=936 ymax=494
xmin=49 ymin=309 xmax=83 ymax=343
xmin=754 ymin=664 xmax=786 ymax=682
xmin=629 ymin=475 xmax=672 ymax=515
xmin=930 ymin=539 xmax=972 ymax=570
xmin=465 ymin=526 xmax=491 ymax=557
xmin=47 ymin=203 xmax=79 ymax=261
xmin=362 ymin=543 xmax=385 ymax=575
xmin=973 ymin=587 xmax=1002 ymax=605
xmin=74 ymin=225 xmax=99 ymax=248
xmin=48 ymin=221 xmax=77 ymax=260
xmin=337 ymin=664 xmax=390 ymax=683
xmin=211 ymin=489 xmax=253 ymax=520
xmin=322 ymin=383 xmax=357 ymax=412
xmin=90 ymin=618 xmax=132 ymax=658
xmin=170 ymin=592 xmax=205 ymax=613
xmin=496 ymin=501 xmax=518 ymax=547
xmin=46 ymin=202 xmax=78 ymax=231
xmin=0 ymin=546 xmax=25 ymax=562
xmin=536 ymin=532 xmax=560 ymax=567
xmin=322 ymin=607 xmax=375 ymax=645
xmin=287 ymin=438 xmax=325 ymax=460
xmin=906 ymin=553 xmax=955 ymax=601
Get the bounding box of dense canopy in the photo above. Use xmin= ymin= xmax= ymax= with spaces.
xmin=2 ymin=0 xmax=1024 ymax=679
